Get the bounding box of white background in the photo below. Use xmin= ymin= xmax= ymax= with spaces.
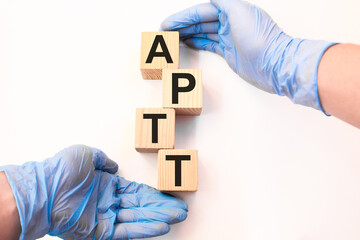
xmin=1 ymin=0 xmax=360 ymax=239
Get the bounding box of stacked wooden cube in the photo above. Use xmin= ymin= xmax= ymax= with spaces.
xmin=135 ymin=32 xmax=201 ymax=191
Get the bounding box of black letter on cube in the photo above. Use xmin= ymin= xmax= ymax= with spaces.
xmin=143 ymin=113 xmax=167 ymax=143
xmin=172 ymin=73 xmax=196 ymax=104
xmin=146 ymin=35 xmax=173 ymax=64
xmin=165 ymin=155 xmax=191 ymax=186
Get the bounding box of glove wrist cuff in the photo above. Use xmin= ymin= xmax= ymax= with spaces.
xmin=0 ymin=163 xmax=50 ymax=240
xmin=273 ymin=38 xmax=337 ymax=112
xmin=313 ymin=42 xmax=338 ymax=116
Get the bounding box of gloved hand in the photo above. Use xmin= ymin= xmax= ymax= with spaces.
xmin=0 ymin=145 xmax=187 ymax=240
xmin=161 ymin=0 xmax=336 ymax=113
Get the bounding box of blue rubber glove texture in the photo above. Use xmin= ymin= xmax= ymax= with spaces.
xmin=161 ymin=0 xmax=336 ymax=113
xmin=0 ymin=145 xmax=187 ymax=240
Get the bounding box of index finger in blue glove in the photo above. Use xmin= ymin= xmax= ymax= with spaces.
xmin=117 ymin=177 xmax=188 ymax=208
xmin=119 ymin=192 xmax=188 ymax=210
xmin=189 ymin=33 xmax=220 ymax=42
xmin=177 ymin=22 xmax=219 ymax=39
xmin=117 ymin=207 xmax=187 ymax=224
xmin=117 ymin=177 xmax=158 ymax=194
xmin=184 ymin=37 xmax=222 ymax=56
xmin=161 ymin=3 xmax=219 ymax=30
xmin=112 ymin=221 xmax=170 ymax=240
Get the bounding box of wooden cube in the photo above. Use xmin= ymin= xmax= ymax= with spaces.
xmin=135 ymin=108 xmax=175 ymax=153
xmin=140 ymin=32 xmax=179 ymax=80
xmin=162 ymin=69 xmax=202 ymax=115
xmin=158 ymin=149 xmax=198 ymax=191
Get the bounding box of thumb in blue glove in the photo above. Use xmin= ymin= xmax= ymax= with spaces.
xmin=161 ymin=0 xmax=337 ymax=114
xmin=0 ymin=145 xmax=187 ymax=240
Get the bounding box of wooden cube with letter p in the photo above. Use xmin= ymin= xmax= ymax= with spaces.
xmin=158 ymin=149 xmax=198 ymax=191
xmin=135 ymin=108 xmax=175 ymax=153
xmin=162 ymin=69 xmax=202 ymax=115
xmin=140 ymin=32 xmax=179 ymax=80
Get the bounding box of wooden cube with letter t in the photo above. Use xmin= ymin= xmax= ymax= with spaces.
xmin=135 ymin=108 xmax=175 ymax=152
xmin=158 ymin=149 xmax=198 ymax=191
xmin=140 ymin=32 xmax=179 ymax=80
xmin=162 ymin=69 xmax=202 ymax=115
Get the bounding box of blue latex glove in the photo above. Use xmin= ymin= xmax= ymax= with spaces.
xmin=0 ymin=145 xmax=187 ymax=240
xmin=161 ymin=0 xmax=336 ymax=113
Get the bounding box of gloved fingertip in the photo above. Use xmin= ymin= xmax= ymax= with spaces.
xmin=160 ymin=19 xmax=173 ymax=31
xmin=179 ymin=199 xmax=188 ymax=211
xmin=93 ymin=149 xmax=119 ymax=174
xmin=105 ymin=159 xmax=119 ymax=174
xmin=177 ymin=208 xmax=188 ymax=222
xmin=160 ymin=222 xmax=171 ymax=235
xmin=166 ymin=208 xmax=188 ymax=224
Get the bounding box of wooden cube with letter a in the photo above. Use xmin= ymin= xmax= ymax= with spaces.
xmin=140 ymin=32 xmax=179 ymax=80
xmin=135 ymin=108 xmax=175 ymax=153
xmin=162 ymin=69 xmax=202 ymax=115
xmin=158 ymin=149 xmax=198 ymax=191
